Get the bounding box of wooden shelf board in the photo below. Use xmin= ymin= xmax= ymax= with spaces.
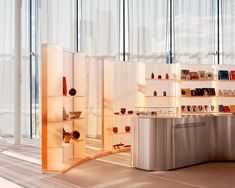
xmin=112 ymin=147 xmax=131 ymax=153
xmin=146 ymin=96 xmax=177 ymax=98
xmin=218 ymin=96 xmax=235 ymax=98
xmin=181 ymin=96 xmax=235 ymax=98
xmin=217 ymin=80 xmax=235 ymax=82
xmin=145 ymin=78 xmax=177 ymax=81
xmin=180 ymin=79 xmax=216 ymax=82
xmin=47 ymin=146 xmax=63 ymax=149
xmin=47 ymin=117 xmax=85 ymax=123
xmin=181 ymin=112 xmax=215 ymax=115
xmin=63 ymin=95 xmax=85 ymax=98
xmin=63 ymin=117 xmax=85 ymax=122
xmin=113 ymin=114 xmax=134 ymax=116
xmin=181 ymin=96 xmax=216 ymax=98
xmin=48 ymin=96 xmax=63 ymax=98
xmin=180 ymin=112 xmax=233 ymax=115
xmin=105 ymin=132 xmax=131 ymax=135
xmin=62 ymin=139 xmax=85 ymax=144
xmin=180 ymin=79 xmax=235 ymax=82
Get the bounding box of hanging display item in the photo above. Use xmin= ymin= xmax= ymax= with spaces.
xmin=63 ymin=76 xmax=67 ymax=96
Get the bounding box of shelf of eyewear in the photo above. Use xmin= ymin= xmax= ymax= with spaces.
xmin=135 ymin=107 xmax=179 ymax=118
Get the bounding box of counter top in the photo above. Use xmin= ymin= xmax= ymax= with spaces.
xmin=135 ymin=113 xmax=235 ymax=119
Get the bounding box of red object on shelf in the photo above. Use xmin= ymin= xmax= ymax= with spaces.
xmin=125 ymin=126 xmax=131 ymax=132
xmin=120 ymin=108 xmax=126 ymax=115
xmin=230 ymin=71 xmax=235 ymax=80
xmin=63 ymin=76 xmax=67 ymax=96
xmin=224 ymin=106 xmax=230 ymax=113
xmin=165 ymin=73 xmax=169 ymax=79
xmin=113 ymin=127 xmax=118 ymax=133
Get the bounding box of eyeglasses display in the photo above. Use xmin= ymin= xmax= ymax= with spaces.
xmin=135 ymin=107 xmax=178 ymax=117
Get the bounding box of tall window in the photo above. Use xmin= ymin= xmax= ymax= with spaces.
xmin=0 ymin=0 xmax=15 ymax=138
xmin=80 ymin=0 xmax=120 ymax=58
xmin=174 ymin=0 xmax=216 ymax=64
xmin=129 ymin=0 xmax=168 ymax=62
xmin=222 ymin=0 xmax=235 ymax=64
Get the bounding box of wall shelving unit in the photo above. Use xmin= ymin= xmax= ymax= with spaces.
xmin=143 ymin=63 xmax=235 ymax=115
xmin=103 ymin=60 xmax=138 ymax=153
xmin=42 ymin=44 xmax=87 ymax=172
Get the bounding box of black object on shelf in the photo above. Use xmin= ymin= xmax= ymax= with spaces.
xmin=69 ymin=88 xmax=77 ymax=96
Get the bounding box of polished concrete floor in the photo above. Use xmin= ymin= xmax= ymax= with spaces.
xmin=0 ymin=138 xmax=235 ymax=188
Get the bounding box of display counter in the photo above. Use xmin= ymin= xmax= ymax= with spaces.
xmin=132 ymin=114 xmax=235 ymax=171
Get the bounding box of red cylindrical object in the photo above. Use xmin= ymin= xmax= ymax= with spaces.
xmin=63 ymin=76 xmax=67 ymax=96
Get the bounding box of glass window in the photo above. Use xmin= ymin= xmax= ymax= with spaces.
xmin=129 ymin=0 xmax=168 ymax=63
xmin=222 ymin=0 xmax=235 ymax=64
xmin=174 ymin=0 xmax=216 ymax=64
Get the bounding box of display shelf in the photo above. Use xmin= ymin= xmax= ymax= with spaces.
xmin=113 ymin=114 xmax=134 ymax=116
xmin=180 ymin=79 xmax=235 ymax=82
xmin=47 ymin=146 xmax=63 ymax=149
xmin=217 ymin=80 xmax=235 ymax=82
xmin=63 ymin=118 xmax=85 ymax=122
xmin=145 ymin=78 xmax=177 ymax=81
xmin=144 ymin=64 xmax=235 ymax=116
xmin=48 ymin=96 xmax=63 ymax=98
xmin=105 ymin=132 xmax=131 ymax=135
xmin=63 ymin=95 xmax=85 ymax=98
xmin=181 ymin=112 xmax=215 ymax=115
xmin=103 ymin=60 xmax=135 ymax=151
xmin=72 ymin=139 xmax=85 ymax=142
xmin=146 ymin=96 xmax=177 ymax=98
xmin=42 ymin=44 xmax=87 ymax=173
xmin=112 ymin=147 xmax=131 ymax=153
xmin=218 ymin=96 xmax=235 ymax=98
xmin=180 ymin=79 xmax=217 ymax=82
xmin=181 ymin=112 xmax=233 ymax=116
xmin=180 ymin=96 xmax=216 ymax=98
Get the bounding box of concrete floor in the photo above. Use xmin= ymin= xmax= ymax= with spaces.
xmin=0 ymin=138 xmax=235 ymax=188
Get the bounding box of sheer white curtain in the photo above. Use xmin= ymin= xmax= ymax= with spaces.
xmin=222 ymin=0 xmax=235 ymax=64
xmin=40 ymin=0 xmax=76 ymax=51
xmin=80 ymin=0 xmax=120 ymax=57
xmin=174 ymin=0 xmax=215 ymax=64
xmin=0 ymin=0 xmax=15 ymax=137
xmin=129 ymin=0 xmax=168 ymax=62
xmin=80 ymin=0 xmax=120 ymax=138
xmin=0 ymin=0 xmax=30 ymax=138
